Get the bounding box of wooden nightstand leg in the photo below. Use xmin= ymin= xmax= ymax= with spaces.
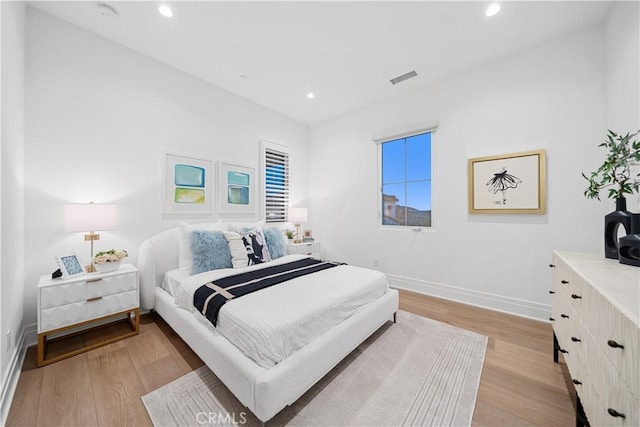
xmin=128 ymin=308 xmax=140 ymax=333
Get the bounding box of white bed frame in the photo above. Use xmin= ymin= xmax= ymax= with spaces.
xmin=138 ymin=227 xmax=399 ymax=422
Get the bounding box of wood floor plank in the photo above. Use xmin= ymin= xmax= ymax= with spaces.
xmin=89 ymin=347 xmax=152 ymax=426
xmin=6 ymin=347 xmax=43 ymax=427
xmin=122 ymin=323 xmax=170 ymax=369
xmin=36 ymin=354 xmax=98 ymax=426
xmin=136 ymin=355 xmax=188 ymax=393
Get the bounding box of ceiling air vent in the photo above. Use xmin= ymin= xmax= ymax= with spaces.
xmin=390 ymin=70 xmax=418 ymax=85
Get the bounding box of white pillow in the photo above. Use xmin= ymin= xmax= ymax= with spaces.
xmin=226 ymin=219 xmax=266 ymax=232
xmin=223 ymin=231 xmax=249 ymax=268
xmin=179 ymin=221 xmax=226 ymax=269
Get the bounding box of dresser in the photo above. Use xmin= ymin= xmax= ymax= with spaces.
xmin=550 ymin=251 xmax=639 ymax=426
xmin=37 ymin=264 xmax=140 ymax=367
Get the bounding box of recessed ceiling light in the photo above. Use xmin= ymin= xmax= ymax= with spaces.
xmin=307 ymin=92 xmax=315 ymax=99
xmin=158 ymin=5 xmax=174 ymax=18
xmin=240 ymin=75 xmax=247 ymax=80
xmin=97 ymin=3 xmax=118 ymax=17
xmin=485 ymin=3 xmax=501 ymax=17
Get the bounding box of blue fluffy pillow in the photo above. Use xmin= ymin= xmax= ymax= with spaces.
xmin=263 ymin=227 xmax=286 ymax=259
xmin=191 ymin=230 xmax=233 ymax=274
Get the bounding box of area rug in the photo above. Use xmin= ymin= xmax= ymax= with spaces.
xmin=141 ymin=310 xmax=487 ymax=426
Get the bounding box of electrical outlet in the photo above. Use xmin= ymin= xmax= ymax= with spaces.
xmin=6 ymin=330 xmax=11 ymax=352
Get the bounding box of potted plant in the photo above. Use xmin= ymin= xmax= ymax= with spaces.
xmin=285 ymin=230 xmax=295 ymax=243
xmin=582 ymin=129 xmax=640 ymax=259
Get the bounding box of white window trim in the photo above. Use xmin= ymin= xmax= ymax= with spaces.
xmin=375 ymin=124 xmax=437 ymax=232
xmin=259 ymin=139 xmax=291 ymax=223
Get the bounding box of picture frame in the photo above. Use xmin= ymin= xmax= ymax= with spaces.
xmin=303 ymin=229 xmax=312 ymax=238
xmin=218 ymin=161 xmax=256 ymax=214
xmin=468 ymin=149 xmax=546 ymax=214
xmin=163 ymin=152 xmax=214 ymax=214
xmin=55 ymin=254 xmax=85 ymax=278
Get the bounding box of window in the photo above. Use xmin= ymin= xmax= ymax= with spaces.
xmin=261 ymin=141 xmax=290 ymax=223
xmin=379 ymin=130 xmax=433 ymax=228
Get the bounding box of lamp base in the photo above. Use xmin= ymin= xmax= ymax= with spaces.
xmin=86 ymin=264 xmax=96 ymax=273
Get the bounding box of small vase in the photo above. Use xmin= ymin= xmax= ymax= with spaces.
xmin=619 ymin=214 xmax=640 ymax=267
xmin=604 ymin=198 xmax=632 ymax=259
xmin=94 ymin=261 xmax=121 ymax=273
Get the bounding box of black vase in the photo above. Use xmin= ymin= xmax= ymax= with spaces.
xmin=619 ymin=214 xmax=640 ymax=267
xmin=604 ymin=198 xmax=632 ymax=259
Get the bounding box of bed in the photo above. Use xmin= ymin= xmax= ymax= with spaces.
xmin=138 ymin=225 xmax=399 ymax=422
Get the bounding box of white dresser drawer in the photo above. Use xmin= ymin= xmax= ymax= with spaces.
xmin=40 ymin=289 xmax=138 ymax=332
xmin=40 ymin=272 xmax=137 ymax=309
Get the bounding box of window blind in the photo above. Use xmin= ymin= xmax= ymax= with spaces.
xmin=264 ymin=147 xmax=290 ymax=223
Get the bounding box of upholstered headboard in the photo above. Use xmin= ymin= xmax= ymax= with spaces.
xmin=138 ymin=227 xmax=180 ymax=310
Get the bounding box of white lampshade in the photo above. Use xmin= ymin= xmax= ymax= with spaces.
xmin=64 ymin=204 xmax=117 ymax=232
xmin=288 ymin=207 xmax=308 ymax=223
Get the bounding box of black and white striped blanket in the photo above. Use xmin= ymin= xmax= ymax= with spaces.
xmin=193 ymin=258 xmax=343 ymax=327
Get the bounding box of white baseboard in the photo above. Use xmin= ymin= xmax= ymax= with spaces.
xmin=1 ymin=322 xmax=37 ymax=426
xmin=388 ymin=273 xmax=550 ymax=322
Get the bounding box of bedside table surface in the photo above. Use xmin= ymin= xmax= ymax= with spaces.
xmin=39 ymin=263 xmax=137 ymax=287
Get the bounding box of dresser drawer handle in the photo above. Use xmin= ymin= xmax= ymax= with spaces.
xmin=549 ymin=317 xmax=555 ymax=322
xmin=86 ymin=278 xmax=103 ymax=283
xmin=561 ymin=280 xmax=569 ymax=284
xmin=549 ymin=290 xmax=555 ymax=294
xmin=559 ymin=349 xmax=568 ymax=354
xmin=571 ymin=294 xmax=582 ymax=299
xmin=607 ymin=340 xmax=624 ymax=349
xmin=572 ymin=379 xmax=582 ymax=385
xmin=86 ymin=296 xmax=103 ymax=302
xmin=549 ymin=264 xmax=556 ymax=268
xmin=608 ymin=408 xmax=625 ymax=419
xmin=571 ymin=337 xmax=581 ymax=342
xmin=561 ymin=314 xmax=569 ymax=318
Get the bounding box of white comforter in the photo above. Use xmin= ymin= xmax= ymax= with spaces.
xmin=173 ymin=255 xmax=388 ymax=368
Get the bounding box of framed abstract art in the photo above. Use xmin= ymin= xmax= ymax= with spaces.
xmin=163 ymin=152 xmax=214 ymax=214
xmin=218 ymin=161 xmax=256 ymax=214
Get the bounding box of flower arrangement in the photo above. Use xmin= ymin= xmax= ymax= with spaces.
xmin=285 ymin=230 xmax=295 ymax=240
xmin=93 ymin=249 xmax=128 ymax=264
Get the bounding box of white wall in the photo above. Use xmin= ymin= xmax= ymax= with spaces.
xmin=606 ymin=1 xmax=640 ymax=212
xmin=23 ymin=8 xmax=309 ymax=326
xmin=309 ymin=25 xmax=609 ymax=320
xmin=1 ymin=0 xmax=25 ymax=384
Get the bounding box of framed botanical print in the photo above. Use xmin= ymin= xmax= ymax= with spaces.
xmin=468 ymin=149 xmax=546 ymax=214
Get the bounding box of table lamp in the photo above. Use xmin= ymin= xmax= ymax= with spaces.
xmin=64 ymin=203 xmax=117 ymax=272
xmin=288 ymin=207 xmax=308 ymax=244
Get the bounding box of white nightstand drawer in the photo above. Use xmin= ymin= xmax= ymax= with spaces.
xmin=287 ymin=241 xmax=320 ymax=256
xmin=40 ymin=272 xmax=137 ymax=309
xmin=40 ymin=289 xmax=138 ymax=332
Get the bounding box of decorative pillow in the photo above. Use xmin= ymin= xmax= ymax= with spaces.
xmin=179 ymin=221 xmax=226 ymax=269
xmin=241 ymin=227 xmax=272 ymax=265
xmin=223 ymin=231 xmax=249 ymax=268
xmin=190 ymin=230 xmax=232 ymax=275
xmin=263 ymin=227 xmax=286 ymax=259
xmin=226 ymin=220 xmax=266 ymax=232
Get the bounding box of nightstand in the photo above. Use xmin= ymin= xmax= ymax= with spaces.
xmin=286 ymin=241 xmax=321 ymax=258
xmin=37 ymin=264 xmax=140 ymax=367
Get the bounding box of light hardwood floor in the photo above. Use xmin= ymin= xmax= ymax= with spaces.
xmin=7 ymin=290 xmax=574 ymax=426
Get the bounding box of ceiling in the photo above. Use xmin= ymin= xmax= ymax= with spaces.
xmin=29 ymin=1 xmax=612 ymax=125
